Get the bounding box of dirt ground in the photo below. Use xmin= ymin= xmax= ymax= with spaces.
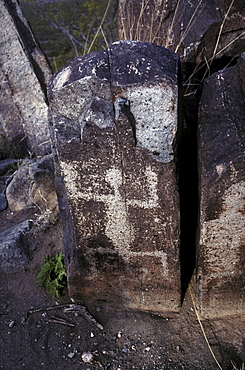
xmin=0 ymin=208 xmax=244 ymax=370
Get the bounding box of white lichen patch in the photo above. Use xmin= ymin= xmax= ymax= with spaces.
xmin=216 ymin=163 xmax=226 ymax=176
xmin=200 ymin=181 xmax=245 ymax=281
xmin=127 ymin=84 xmax=177 ymax=163
xmin=52 ymin=66 xmax=71 ymax=90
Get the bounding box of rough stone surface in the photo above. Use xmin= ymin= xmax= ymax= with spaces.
xmin=197 ymin=58 xmax=245 ymax=318
xmin=0 ymin=220 xmax=32 ymax=271
xmin=0 ymin=193 xmax=7 ymax=211
xmin=49 ymin=41 xmax=181 ymax=313
xmin=0 ymin=0 xmax=52 ymax=158
xmin=6 ymin=155 xmax=57 ymax=213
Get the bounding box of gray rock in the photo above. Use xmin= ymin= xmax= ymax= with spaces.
xmin=49 ymin=41 xmax=181 ymax=313
xmin=197 ymin=57 xmax=245 ymax=318
xmin=6 ymin=155 xmax=57 ymax=213
xmin=0 ymin=0 xmax=52 ymax=158
xmin=0 ymin=220 xmax=32 ymax=271
xmin=0 ymin=193 xmax=7 ymax=211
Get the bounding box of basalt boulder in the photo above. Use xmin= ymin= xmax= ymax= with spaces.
xmin=49 ymin=41 xmax=181 ymax=313
xmin=197 ymin=53 xmax=245 ymax=318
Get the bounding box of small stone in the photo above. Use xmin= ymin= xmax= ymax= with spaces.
xmin=144 ymin=346 xmax=151 ymax=352
xmin=8 ymin=320 xmax=15 ymax=328
xmin=117 ymin=332 xmax=122 ymax=338
xmin=81 ymin=352 xmax=93 ymax=363
xmin=90 ymin=332 xmax=94 ymax=337
xmin=68 ymin=352 xmax=75 ymax=359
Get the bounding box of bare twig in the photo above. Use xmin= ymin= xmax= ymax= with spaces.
xmin=64 ymin=304 xmax=103 ymax=330
xmin=48 ymin=316 xmax=75 ymax=327
xmin=28 ymin=304 xmax=68 ymax=314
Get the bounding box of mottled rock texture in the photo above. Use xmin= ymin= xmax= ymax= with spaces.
xmin=6 ymin=155 xmax=58 ymax=214
xmin=197 ymin=54 xmax=245 ymax=318
xmin=0 ymin=0 xmax=52 ymax=158
xmin=49 ymin=41 xmax=181 ymax=313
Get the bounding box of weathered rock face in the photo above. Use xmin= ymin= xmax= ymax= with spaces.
xmin=6 ymin=155 xmax=58 ymax=214
xmin=197 ymin=54 xmax=245 ymax=318
xmin=49 ymin=41 xmax=181 ymax=312
xmin=0 ymin=0 xmax=52 ymax=158
xmin=0 ymin=220 xmax=32 ymax=271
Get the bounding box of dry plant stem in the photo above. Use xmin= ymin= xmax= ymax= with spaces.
xmin=211 ymin=0 xmax=235 ymax=64
xmin=135 ymin=0 xmax=150 ymax=41
xmin=87 ymin=0 xmax=111 ymax=53
xmin=175 ymin=0 xmax=203 ymax=53
xmin=184 ymin=30 xmax=245 ymax=87
xmin=165 ymin=0 xmax=181 ymax=48
xmin=231 ymin=361 xmax=244 ymax=370
xmin=189 ymin=286 xmax=224 ymax=370
xmin=100 ymin=26 xmax=109 ymax=48
xmin=151 ymin=2 xmax=165 ymax=45
xmin=201 ymin=0 xmax=235 ymax=81
xmin=28 ymin=304 xmax=68 ymax=314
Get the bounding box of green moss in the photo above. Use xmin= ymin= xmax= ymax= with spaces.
xmin=37 ymin=252 xmax=67 ymax=298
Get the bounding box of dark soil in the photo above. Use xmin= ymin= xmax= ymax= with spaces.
xmin=0 ymin=209 xmax=244 ymax=370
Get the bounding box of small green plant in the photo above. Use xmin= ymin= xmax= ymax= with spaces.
xmin=37 ymin=252 xmax=67 ymax=298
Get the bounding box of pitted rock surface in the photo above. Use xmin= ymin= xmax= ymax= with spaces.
xmin=197 ymin=58 xmax=245 ymax=318
xmin=0 ymin=0 xmax=51 ymax=158
xmin=49 ymin=41 xmax=181 ymax=313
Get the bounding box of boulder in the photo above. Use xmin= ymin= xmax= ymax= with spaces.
xmin=197 ymin=55 xmax=245 ymax=318
xmin=0 ymin=0 xmax=52 ymax=158
xmin=0 ymin=220 xmax=32 ymax=271
xmin=6 ymin=155 xmax=58 ymax=214
xmin=49 ymin=41 xmax=181 ymax=313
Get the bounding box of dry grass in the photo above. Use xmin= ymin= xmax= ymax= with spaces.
xmin=189 ymin=285 xmax=224 ymax=370
xmin=189 ymin=285 xmax=244 ymax=370
xmin=87 ymin=0 xmax=111 ymax=54
xmin=231 ymin=361 xmax=245 ymax=370
xmin=118 ymin=0 xmax=244 ymax=90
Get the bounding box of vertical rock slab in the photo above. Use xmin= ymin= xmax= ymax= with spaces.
xmin=49 ymin=41 xmax=181 ymax=313
xmin=0 ymin=0 xmax=52 ymax=158
xmin=197 ymin=55 xmax=245 ymax=318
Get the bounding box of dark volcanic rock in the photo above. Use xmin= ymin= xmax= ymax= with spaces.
xmin=0 ymin=220 xmax=32 ymax=271
xmin=0 ymin=194 xmax=7 ymax=211
xmin=49 ymin=41 xmax=181 ymax=313
xmin=0 ymin=0 xmax=52 ymax=158
xmin=197 ymin=56 xmax=245 ymax=318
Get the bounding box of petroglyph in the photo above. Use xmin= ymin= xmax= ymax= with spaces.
xmin=61 ymin=161 xmax=168 ymax=277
